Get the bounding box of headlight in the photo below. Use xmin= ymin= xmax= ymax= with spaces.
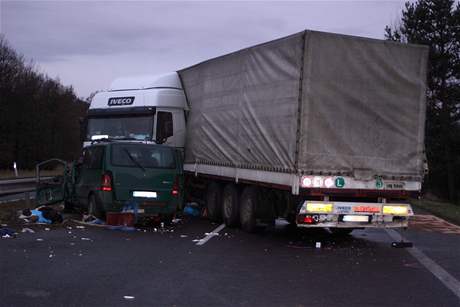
xmin=382 ymin=205 xmax=409 ymax=215
xmin=306 ymin=202 xmax=333 ymax=213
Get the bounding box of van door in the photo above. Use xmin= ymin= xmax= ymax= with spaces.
xmin=75 ymin=146 xmax=105 ymax=206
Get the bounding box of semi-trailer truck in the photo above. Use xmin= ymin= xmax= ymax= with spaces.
xmin=85 ymin=30 xmax=429 ymax=234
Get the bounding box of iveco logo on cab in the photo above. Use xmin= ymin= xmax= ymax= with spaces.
xmin=108 ymin=97 xmax=135 ymax=106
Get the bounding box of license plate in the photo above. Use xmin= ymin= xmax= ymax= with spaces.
xmin=342 ymin=215 xmax=370 ymax=222
xmin=132 ymin=191 xmax=157 ymax=198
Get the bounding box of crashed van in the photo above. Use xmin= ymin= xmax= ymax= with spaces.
xmin=36 ymin=141 xmax=184 ymax=221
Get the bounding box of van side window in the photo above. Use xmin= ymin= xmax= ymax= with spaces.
xmin=83 ymin=147 xmax=104 ymax=169
xmin=156 ymin=111 xmax=173 ymax=143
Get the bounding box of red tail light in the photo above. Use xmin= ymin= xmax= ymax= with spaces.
xmin=101 ymin=173 xmax=112 ymax=192
xmin=171 ymin=176 xmax=179 ymax=197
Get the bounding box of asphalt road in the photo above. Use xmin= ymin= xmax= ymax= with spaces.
xmin=1 ymin=216 xmax=460 ymax=307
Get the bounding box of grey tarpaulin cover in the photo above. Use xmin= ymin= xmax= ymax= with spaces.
xmin=178 ymin=30 xmax=428 ymax=180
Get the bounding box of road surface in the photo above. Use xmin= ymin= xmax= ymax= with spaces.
xmin=1 ymin=213 xmax=459 ymax=306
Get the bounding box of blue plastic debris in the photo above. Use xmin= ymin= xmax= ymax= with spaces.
xmin=183 ymin=203 xmax=200 ymax=217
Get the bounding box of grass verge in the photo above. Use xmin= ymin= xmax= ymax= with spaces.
xmin=411 ymin=199 xmax=460 ymax=226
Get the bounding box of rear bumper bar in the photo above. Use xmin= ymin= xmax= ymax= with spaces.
xmin=296 ymin=201 xmax=413 ymax=229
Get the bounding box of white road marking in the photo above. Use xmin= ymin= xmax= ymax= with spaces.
xmin=386 ymin=229 xmax=460 ymax=300
xmin=195 ymin=223 xmax=226 ymax=246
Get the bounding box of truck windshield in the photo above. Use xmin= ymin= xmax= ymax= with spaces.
xmin=87 ymin=116 xmax=153 ymax=141
xmin=111 ymin=144 xmax=176 ymax=169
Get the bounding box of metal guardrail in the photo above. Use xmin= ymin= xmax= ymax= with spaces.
xmin=0 ymin=176 xmax=53 ymax=196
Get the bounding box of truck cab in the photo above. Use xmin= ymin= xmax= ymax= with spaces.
xmin=85 ymin=72 xmax=188 ymax=148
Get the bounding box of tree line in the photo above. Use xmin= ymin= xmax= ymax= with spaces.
xmin=0 ymin=36 xmax=88 ymax=170
xmin=386 ymin=0 xmax=460 ymax=202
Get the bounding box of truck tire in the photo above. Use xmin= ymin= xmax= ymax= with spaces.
xmin=222 ymin=184 xmax=239 ymax=227
xmin=88 ymin=194 xmax=104 ymax=219
xmin=240 ymin=186 xmax=258 ymax=233
xmin=206 ymin=182 xmax=223 ymax=222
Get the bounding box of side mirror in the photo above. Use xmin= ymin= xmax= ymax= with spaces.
xmin=156 ymin=112 xmax=173 ymax=144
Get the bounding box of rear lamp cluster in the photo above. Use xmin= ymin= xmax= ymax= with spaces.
xmin=301 ymin=176 xmax=336 ymax=188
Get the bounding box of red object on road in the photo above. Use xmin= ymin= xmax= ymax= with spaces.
xmin=106 ymin=212 xmax=135 ymax=226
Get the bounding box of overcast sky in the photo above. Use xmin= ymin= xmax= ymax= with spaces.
xmin=1 ymin=1 xmax=406 ymax=98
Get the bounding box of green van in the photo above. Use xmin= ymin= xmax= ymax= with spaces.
xmin=72 ymin=141 xmax=184 ymax=219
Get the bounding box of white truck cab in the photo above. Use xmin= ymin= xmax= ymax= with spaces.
xmin=85 ymin=72 xmax=188 ymax=148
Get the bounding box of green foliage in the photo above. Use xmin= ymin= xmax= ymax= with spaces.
xmin=0 ymin=36 xmax=88 ymax=169
xmin=385 ymin=0 xmax=460 ymax=201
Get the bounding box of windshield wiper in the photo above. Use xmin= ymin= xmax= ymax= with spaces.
xmin=123 ymin=148 xmax=146 ymax=172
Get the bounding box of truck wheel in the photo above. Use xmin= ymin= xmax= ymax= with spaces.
xmin=206 ymin=182 xmax=223 ymax=222
xmin=330 ymin=228 xmax=354 ymax=236
xmin=222 ymin=184 xmax=239 ymax=227
xmin=88 ymin=194 xmax=104 ymax=220
xmin=240 ymin=186 xmax=258 ymax=233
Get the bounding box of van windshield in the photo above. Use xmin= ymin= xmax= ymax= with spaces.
xmin=111 ymin=144 xmax=176 ymax=169
xmin=87 ymin=116 xmax=153 ymax=141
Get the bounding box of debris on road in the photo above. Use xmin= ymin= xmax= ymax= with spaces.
xmin=21 ymin=228 xmax=35 ymax=233
xmin=107 ymin=212 xmax=135 ymax=227
xmin=1 ymin=228 xmax=16 ymax=238
xmin=123 ymin=296 xmax=135 ymax=300
xmin=36 ymin=238 xmax=44 ymax=241
xmin=391 ymin=241 xmax=413 ymax=248
xmin=20 ymin=207 xmax=63 ymax=224
xmin=183 ymin=203 xmax=201 ymax=217
xmin=107 ymin=225 xmax=136 ymax=232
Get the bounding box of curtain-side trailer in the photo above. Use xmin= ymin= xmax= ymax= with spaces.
xmin=179 ymin=30 xmax=428 ymax=233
